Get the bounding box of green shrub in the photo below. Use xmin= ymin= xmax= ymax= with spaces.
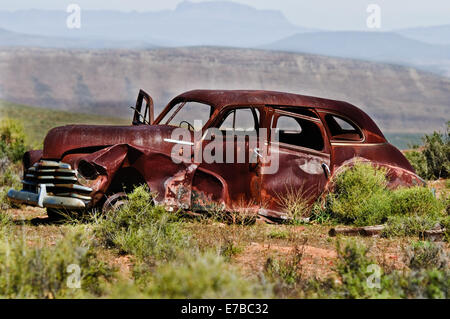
xmin=383 ymin=241 xmax=449 ymax=299
xmin=440 ymin=216 xmax=450 ymax=241
xmin=267 ymin=229 xmax=290 ymax=239
xmin=321 ymin=162 xmax=391 ymax=226
xmin=0 ymin=227 xmax=113 ymax=298
xmin=390 ymin=187 xmax=442 ymax=217
xmin=386 ymin=268 xmax=450 ymax=299
xmin=95 ymin=185 xmax=189 ymax=262
xmin=383 ymin=187 xmax=443 ymax=237
xmin=265 ymin=246 xmax=304 ymax=288
xmin=383 ymin=215 xmax=441 ymax=237
xmin=309 ymin=240 xmax=449 ymax=299
xmin=0 ymin=157 xmax=22 ymax=209
xmin=315 ymin=163 xmax=444 ymax=234
xmin=219 ymin=240 xmax=243 ymax=261
xmin=0 ymin=212 xmax=12 ymax=229
xmin=404 ymin=150 xmax=428 ymax=179
xmin=405 ymin=241 xmax=448 ymax=271
xmin=0 ymin=118 xmax=26 ymax=163
xmin=141 ymin=251 xmax=271 ymax=298
xmin=405 ymin=122 xmax=449 ymax=180
xmin=333 ymin=239 xmax=381 ymax=298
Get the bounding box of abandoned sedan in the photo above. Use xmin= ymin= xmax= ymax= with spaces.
xmin=8 ymin=89 xmax=424 ymax=221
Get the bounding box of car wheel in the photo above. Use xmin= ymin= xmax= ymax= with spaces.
xmin=102 ymin=192 xmax=128 ymax=214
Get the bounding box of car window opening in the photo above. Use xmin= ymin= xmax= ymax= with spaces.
xmin=325 ymin=114 xmax=363 ymax=141
xmin=275 ymin=115 xmax=324 ymax=151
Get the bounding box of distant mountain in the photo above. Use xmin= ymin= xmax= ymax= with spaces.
xmin=0 ymin=47 xmax=448 ymax=134
xmin=263 ymin=31 xmax=450 ymax=77
xmin=396 ymin=25 xmax=450 ymax=45
xmin=0 ymin=1 xmax=312 ymax=47
xmin=0 ymin=28 xmax=156 ymax=49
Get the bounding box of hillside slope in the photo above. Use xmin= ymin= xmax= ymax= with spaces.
xmin=263 ymin=31 xmax=450 ymax=77
xmin=0 ymin=99 xmax=128 ymax=147
xmin=0 ymin=47 xmax=448 ymax=133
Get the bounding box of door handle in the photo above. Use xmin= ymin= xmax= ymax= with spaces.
xmin=253 ymin=147 xmax=263 ymax=159
xmin=249 ymin=148 xmax=263 ymax=171
xmin=322 ymin=163 xmax=331 ymax=178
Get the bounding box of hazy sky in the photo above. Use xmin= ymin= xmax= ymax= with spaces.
xmin=1 ymin=0 xmax=450 ymax=30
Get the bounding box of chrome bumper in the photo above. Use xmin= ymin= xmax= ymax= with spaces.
xmin=7 ymin=185 xmax=87 ymax=209
xmin=7 ymin=160 xmax=92 ymax=210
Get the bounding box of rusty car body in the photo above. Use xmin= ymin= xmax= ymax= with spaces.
xmin=8 ymin=89 xmax=424 ymax=221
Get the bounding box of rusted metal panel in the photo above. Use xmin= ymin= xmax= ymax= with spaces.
xmin=8 ymin=89 xmax=422 ymax=219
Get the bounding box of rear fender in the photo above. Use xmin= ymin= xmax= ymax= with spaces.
xmin=329 ymin=157 xmax=425 ymax=191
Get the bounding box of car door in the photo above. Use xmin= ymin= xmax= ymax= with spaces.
xmin=191 ymin=106 xmax=262 ymax=211
xmin=259 ymin=109 xmax=331 ymax=217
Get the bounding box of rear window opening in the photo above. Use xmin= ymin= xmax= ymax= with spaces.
xmin=325 ymin=114 xmax=363 ymax=141
xmin=274 ymin=115 xmax=324 ymax=151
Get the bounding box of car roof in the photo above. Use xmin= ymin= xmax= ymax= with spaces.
xmin=171 ymin=90 xmax=386 ymax=143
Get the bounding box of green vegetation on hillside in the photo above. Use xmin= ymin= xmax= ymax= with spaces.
xmin=403 ymin=122 xmax=449 ymax=180
xmin=0 ymin=100 xmax=128 ymax=148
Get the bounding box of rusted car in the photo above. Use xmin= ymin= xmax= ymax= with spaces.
xmin=8 ymin=89 xmax=424 ymax=221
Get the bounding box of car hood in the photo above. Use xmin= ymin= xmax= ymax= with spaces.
xmin=43 ymin=124 xmax=182 ymax=159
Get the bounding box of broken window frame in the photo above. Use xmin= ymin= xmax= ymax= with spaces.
xmin=321 ymin=112 xmax=365 ymax=143
xmin=269 ymin=109 xmax=329 ymax=155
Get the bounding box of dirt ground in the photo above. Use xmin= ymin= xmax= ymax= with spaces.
xmin=5 ymin=204 xmax=446 ymax=282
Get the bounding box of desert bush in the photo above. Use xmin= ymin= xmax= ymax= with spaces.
xmin=95 ymin=185 xmax=189 ymax=262
xmin=0 ymin=119 xmax=26 ymax=209
xmin=0 ymin=212 xmax=12 ymax=229
xmin=383 ymin=215 xmax=441 ymax=237
xmin=0 ymin=157 xmax=22 ymax=209
xmin=137 ymin=251 xmax=271 ymax=298
xmin=390 ymin=187 xmax=442 ymax=217
xmin=309 ymin=240 xmax=449 ymax=299
xmin=314 ymin=163 xmax=445 ymax=235
xmin=0 ymin=227 xmax=113 ymax=298
xmin=265 ymin=246 xmax=305 ymax=288
xmin=332 ymin=239 xmax=381 ymax=298
xmin=404 ymin=122 xmax=449 ymax=180
xmin=405 ymin=241 xmax=448 ymax=271
xmin=404 ymin=150 xmax=428 ymax=179
xmin=318 ymin=162 xmax=392 ymax=226
xmin=219 ymin=240 xmax=243 ymax=261
xmin=382 ymin=187 xmax=444 ymax=237
xmin=386 ymin=268 xmax=450 ymax=299
xmin=267 ymin=229 xmax=290 ymax=239
xmin=440 ymin=216 xmax=450 ymax=242
xmin=0 ymin=118 xmax=26 ymax=163
xmin=382 ymin=241 xmax=449 ymax=299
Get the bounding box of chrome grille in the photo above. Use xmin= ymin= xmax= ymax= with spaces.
xmin=22 ymin=160 xmax=93 ymax=204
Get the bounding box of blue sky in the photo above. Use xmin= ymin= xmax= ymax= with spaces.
xmin=1 ymin=0 xmax=450 ymax=30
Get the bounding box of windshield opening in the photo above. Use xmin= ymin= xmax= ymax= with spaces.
xmin=159 ymin=101 xmax=214 ymax=131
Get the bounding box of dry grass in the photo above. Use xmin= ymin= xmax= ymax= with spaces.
xmin=275 ymin=184 xmax=314 ymax=222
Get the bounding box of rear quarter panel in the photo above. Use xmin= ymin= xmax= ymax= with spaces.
xmin=330 ymin=142 xmax=424 ymax=188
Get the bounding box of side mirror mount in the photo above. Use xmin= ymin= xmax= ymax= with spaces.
xmin=132 ymin=89 xmax=154 ymax=125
